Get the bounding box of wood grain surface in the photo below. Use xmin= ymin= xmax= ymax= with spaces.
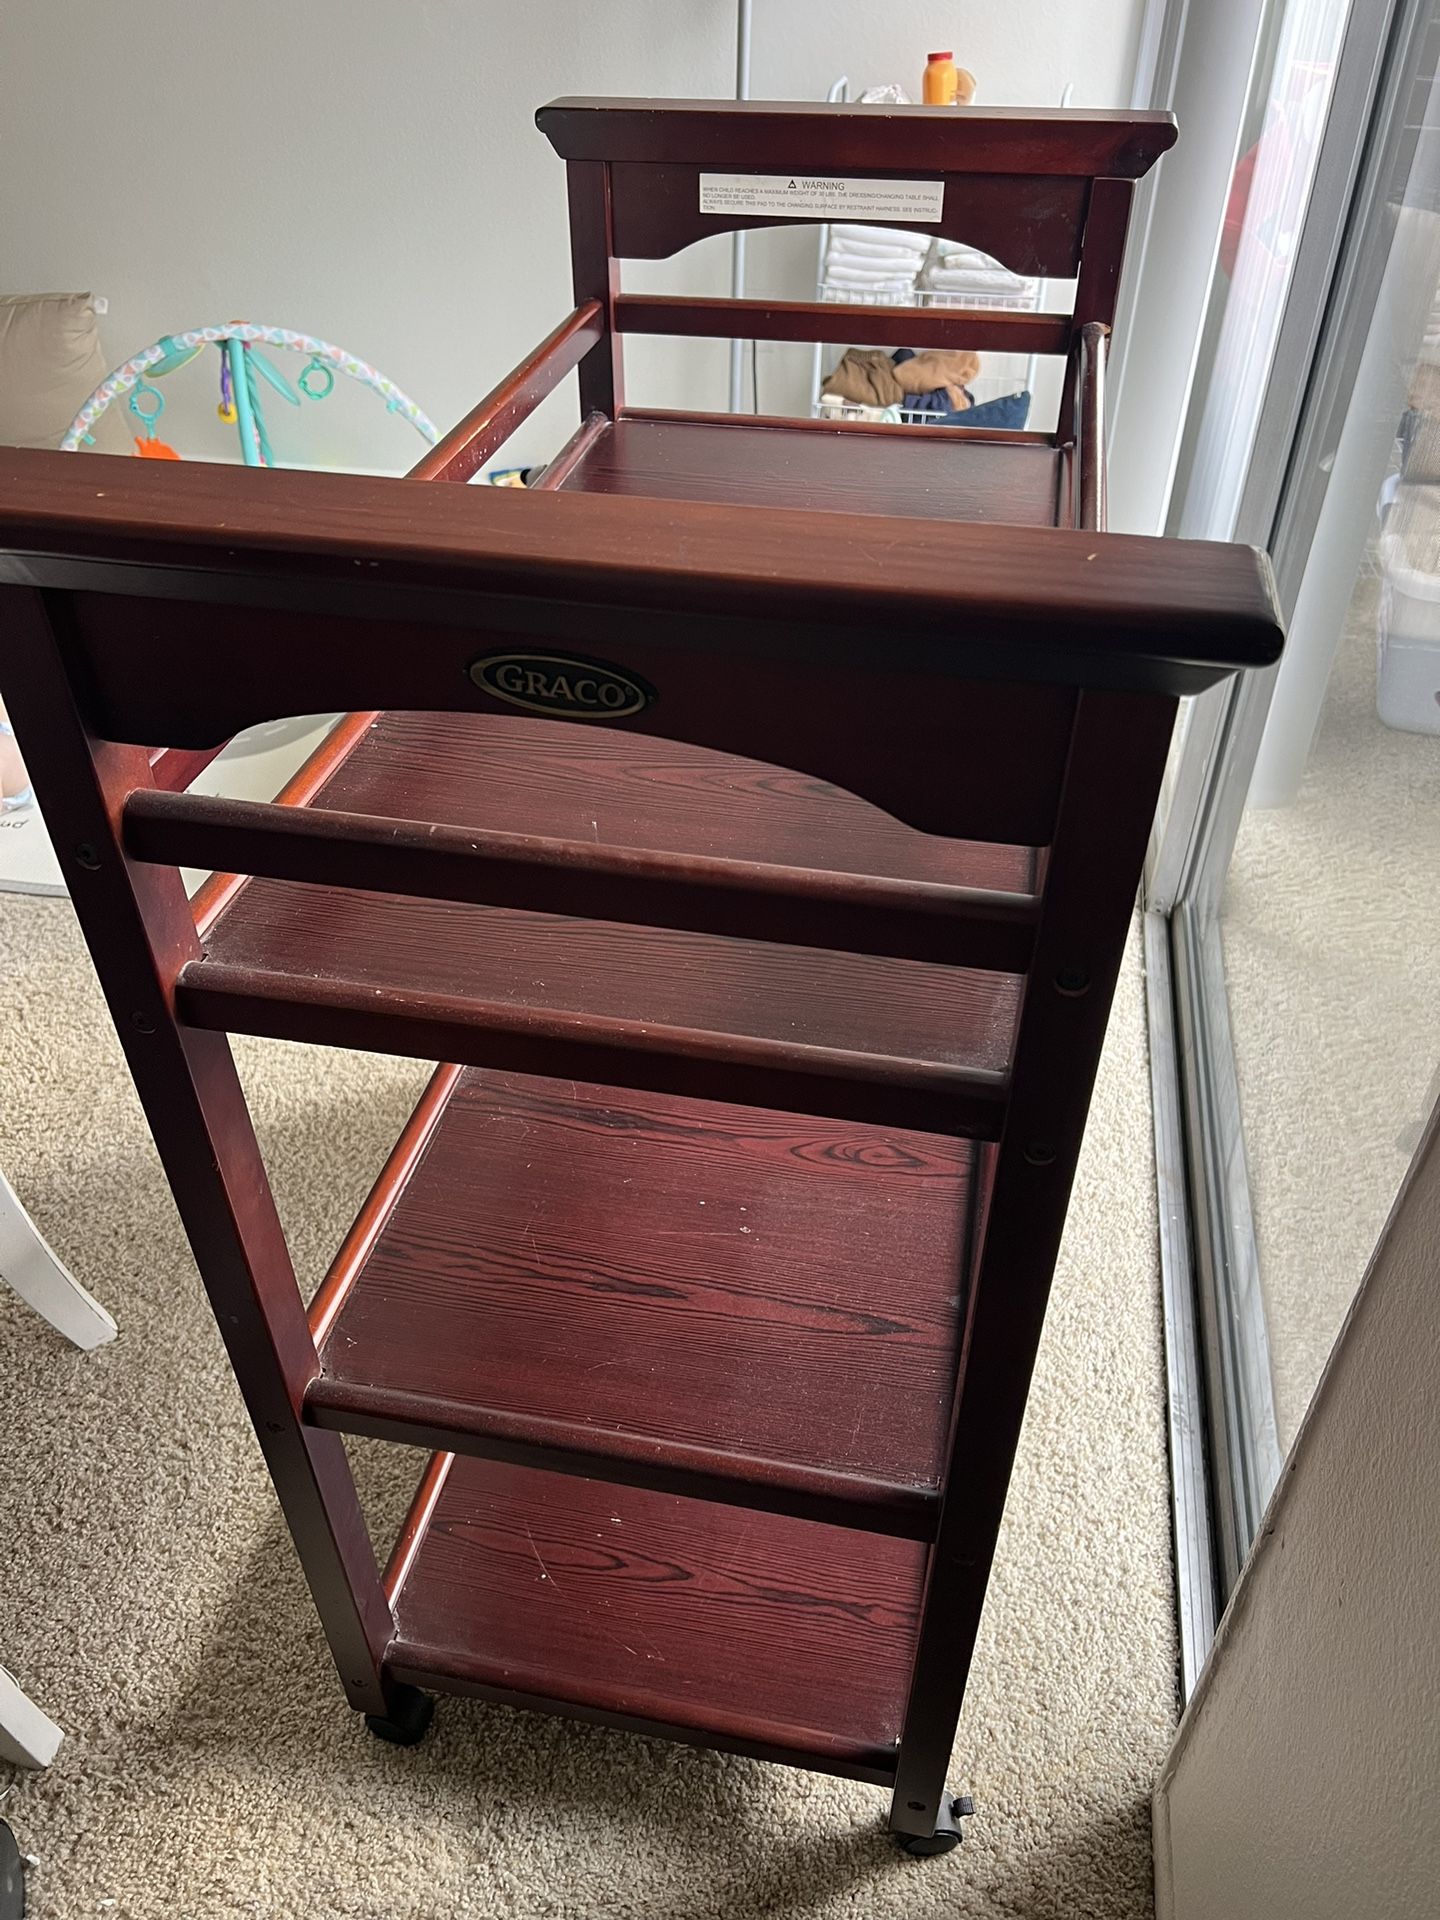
xmin=0 ymin=454 xmax=1286 ymax=725
xmin=557 ymin=415 xmax=1068 ymax=526
xmin=389 ymin=1453 xmax=927 ymax=1776
xmin=312 ymin=1066 xmax=972 ymax=1503
xmin=306 ymin=712 xmax=1041 ymax=893
xmin=536 ymin=98 xmax=1178 ymax=175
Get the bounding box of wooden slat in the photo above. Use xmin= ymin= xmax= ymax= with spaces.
xmin=552 ymin=415 xmax=1068 ymax=534
xmin=127 ymin=788 xmax=1039 ymax=974
xmin=382 ymin=1452 xmax=455 ymax=1606
xmin=308 ymin=1062 xmax=465 ymax=1347
xmin=531 ymin=410 xmax=609 ymax=489
xmin=537 ymin=98 xmax=1179 ymax=177
xmin=177 ymin=958 xmax=1011 ymax=1140
xmin=147 ymin=745 xmax=226 ymax=792
xmin=1075 ymin=322 xmax=1109 ymax=531
xmin=0 ymin=452 xmax=1286 ymax=721
xmin=189 ymin=710 xmax=379 ymax=939
xmin=615 ymin=295 xmax=1072 ymax=355
xmin=408 ymin=302 xmax=603 ymax=484
xmin=289 ymin=710 xmax=1042 ymax=897
xmin=387 ymin=1454 xmax=927 ymax=1782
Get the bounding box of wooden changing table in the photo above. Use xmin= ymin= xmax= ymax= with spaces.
xmin=0 ymin=99 xmax=1282 ymax=1858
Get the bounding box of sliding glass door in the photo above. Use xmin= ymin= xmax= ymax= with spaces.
xmin=1143 ymin=0 xmax=1440 ymax=1676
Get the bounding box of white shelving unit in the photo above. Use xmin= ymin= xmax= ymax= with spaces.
xmin=809 ymin=80 xmax=1072 ymax=428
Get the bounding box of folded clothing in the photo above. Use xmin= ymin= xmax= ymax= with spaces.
xmin=831 ymin=223 xmax=931 ymax=253
xmin=924 ymin=265 xmax=1032 ymax=294
xmin=821 ymin=347 xmax=907 ymax=408
xmin=820 ymin=261 xmax=919 ymax=294
xmin=890 ymin=346 xmax=982 ymax=413
xmin=828 ymin=238 xmax=927 ymax=265
xmin=921 ymin=241 xmax=1033 ymax=297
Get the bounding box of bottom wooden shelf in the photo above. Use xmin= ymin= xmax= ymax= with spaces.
xmin=384 ymin=1454 xmax=927 ymax=1784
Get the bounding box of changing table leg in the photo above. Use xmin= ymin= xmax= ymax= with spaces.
xmin=888 ymin=692 xmax=1178 ymax=1844
xmin=0 ymin=587 xmax=413 ymax=1730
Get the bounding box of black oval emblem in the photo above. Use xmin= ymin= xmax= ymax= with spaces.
xmin=469 ymin=650 xmax=654 ymax=720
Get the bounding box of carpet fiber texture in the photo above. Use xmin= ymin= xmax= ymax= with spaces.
xmin=0 ymin=898 xmax=1176 ymax=1919
xmin=1224 ymin=579 xmax=1440 ymax=1447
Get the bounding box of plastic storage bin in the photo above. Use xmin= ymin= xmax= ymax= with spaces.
xmin=1378 ymin=530 xmax=1440 ymax=735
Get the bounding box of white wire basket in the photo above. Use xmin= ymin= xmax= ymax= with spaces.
xmin=812 ymin=272 xmax=1044 ymax=421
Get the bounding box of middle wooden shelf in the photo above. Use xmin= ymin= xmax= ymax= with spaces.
xmin=303 ymin=1062 xmax=985 ymax=1538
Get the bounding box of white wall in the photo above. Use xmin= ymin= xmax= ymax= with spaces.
xmin=0 ymin=1 xmax=1142 ymax=473
xmin=1154 ymin=1098 xmax=1440 ymax=1920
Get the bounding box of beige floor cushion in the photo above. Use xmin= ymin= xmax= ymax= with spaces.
xmin=0 ymin=293 xmax=108 ymax=449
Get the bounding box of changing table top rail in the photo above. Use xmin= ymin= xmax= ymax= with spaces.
xmin=0 ymin=450 xmax=1282 ymax=736
xmin=538 ymin=99 xmax=1178 ymax=178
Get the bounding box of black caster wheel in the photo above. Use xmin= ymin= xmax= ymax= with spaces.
xmin=890 ymin=1793 xmax=975 ymax=1859
xmin=0 ymin=1818 xmax=25 ymax=1920
xmin=364 ymin=1684 xmax=435 ymax=1747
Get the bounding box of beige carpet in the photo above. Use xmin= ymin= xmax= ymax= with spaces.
xmin=0 ymin=898 xmax=1176 ymax=1919
xmin=1224 ymin=574 xmax=1440 ymax=1449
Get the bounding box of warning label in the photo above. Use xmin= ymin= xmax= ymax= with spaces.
xmin=698 ymin=173 xmax=945 ymax=221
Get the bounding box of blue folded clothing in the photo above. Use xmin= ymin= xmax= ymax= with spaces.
xmin=949 ymin=389 xmax=1032 ymax=430
xmin=889 ymin=349 xmax=1032 ymax=429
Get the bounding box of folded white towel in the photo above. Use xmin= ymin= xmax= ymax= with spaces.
xmin=821 ymin=266 xmax=918 ymax=293
xmin=827 ymin=238 xmax=928 ymax=265
xmin=936 ymin=239 xmax=1005 ymax=262
xmin=923 ymin=266 xmax=1031 ymax=294
xmin=830 ymin=223 xmax=931 ymax=252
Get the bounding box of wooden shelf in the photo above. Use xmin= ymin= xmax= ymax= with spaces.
xmin=186 ymin=712 xmax=1026 ymax=1138
xmin=384 ymin=1453 xmax=926 ymax=1783
xmin=306 ymin=1064 xmax=978 ymax=1534
xmin=556 ymin=412 xmax=1073 ymax=529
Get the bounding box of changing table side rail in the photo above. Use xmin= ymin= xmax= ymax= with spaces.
xmin=409 ymin=301 xmax=604 ymax=483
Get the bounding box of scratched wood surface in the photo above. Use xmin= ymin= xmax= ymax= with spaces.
xmin=390 ymin=1453 xmax=928 ymax=1772
xmin=315 ymin=1068 xmax=972 ymax=1494
xmin=308 ymin=712 xmax=1041 ymax=893
xmin=557 ymin=416 xmax=1069 ymax=527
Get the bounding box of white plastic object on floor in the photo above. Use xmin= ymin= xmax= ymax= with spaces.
xmin=1377 ymin=532 xmax=1440 ymax=734
xmin=0 ymin=1166 xmax=116 ymax=1350
xmin=0 ymin=1665 xmax=64 ymax=1769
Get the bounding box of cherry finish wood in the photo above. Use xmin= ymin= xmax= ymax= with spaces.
xmin=538 ymin=98 xmax=1179 ymax=177
xmin=0 ymin=97 xmax=1286 ymax=1850
xmin=190 ymin=710 xmax=378 ymax=938
xmin=0 ymin=454 xmax=1284 ymax=726
xmin=890 ymin=687 xmax=1179 ymax=1837
xmin=308 ymin=1062 xmax=465 ymax=1348
xmin=383 ymin=1452 xmax=455 ymax=1606
xmin=179 ymin=914 xmax=1015 ymax=1141
xmin=556 ymin=415 xmax=1069 ymax=528
xmin=295 ymin=711 xmax=1040 ymax=894
xmin=308 ymin=1066 xmax=973 ymax=1533
xmin=147 ymin=744 xmax=225 ymax=792
xmin=0 ymin=587 xmax=404 ymax=1722
xmin=408 ymin=302 xmax=603 ymax=484
xmin=1075 ymin=323 xmax=1109 ymax=532
xmin=568 ymin=160 xmax=624 ymax=419
xmin=387 ymin=1453 xmax=927 ymax=1783
xmin=532 ymin=410 xmax=608 ymax=490
xmin=615 ymin=295 xmax=1073 ymax=357
xmin=129 ymin=788 xmax=1040 ymax=974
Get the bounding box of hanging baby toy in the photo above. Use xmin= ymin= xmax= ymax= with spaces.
xmin=62 ymin=323 xmax=438 ymax=466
